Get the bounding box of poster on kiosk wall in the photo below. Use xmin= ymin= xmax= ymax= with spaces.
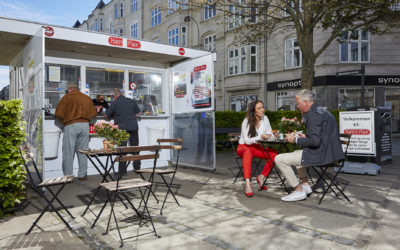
xmin=339 ymin=111 xmax=376 ymax=156
xmin=172 ymin=54 xmax=214 ymax=113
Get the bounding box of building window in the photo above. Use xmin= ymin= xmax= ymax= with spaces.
xmin=95 ymin=19 xmax=98 ymax=31
xmin=285 ymin=37 xmax=302 ymax=69
xmin=119 ymin=28 xmax=124 ymax=36
xmin=340 ymin=29 xmax=369 ymax=63
xmin=131 ymin=0 xmax=137 ymax=13
xmin=114 ymin=5 xmax=118 ymax=19
xmin=168 ymin=27 xmax=179 ymax=46
xmin=250 ymin=45 xmax=257 ymax=72
xmin=120 ymin=3 xmax=124 ymax=18
xmin=284 ymin=0 xmax=303 ymax=16
xmin=154 ymin=38 xmax=162 ymax=43
xmin=228 ymin=47 xmax=246 ymax=76
xmin=109 ymin=23 xmax=113 ymax=34
xmin=100 ymin=18 xmax=103 ymax=31
xmin=181 ymin=26 xmax=187 ymax=47
xmin=168 ymin=0 xmax=178 ymax=14
xmin=131 ymin=22 xmax=138 ymax=38
xmin=276 ymin=90 xmax=298 ymax=111
xmin=151 ymin=7 xmax=162 ymax=27
xmin=204 ymin=1 xmax=216 ymax=20
xmin=338 ymin=88 xmax=374 ymax=109
xmin=228 ymin=2 xmax=245 ymax=29
xmin=204 ymin=34 xmax=216 ymax=51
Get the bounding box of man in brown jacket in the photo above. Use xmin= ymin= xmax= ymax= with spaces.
xmin=55 ymin=82 xmax=97 ymax=181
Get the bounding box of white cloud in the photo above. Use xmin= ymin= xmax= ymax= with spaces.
xmin=0 ymin=1 xmax=61 ymax=25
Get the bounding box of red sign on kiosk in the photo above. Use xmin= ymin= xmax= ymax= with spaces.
xmin=44 ymin=26 xmax=54 ymax=37
xmin=108 ymin=36 xmax=123 ymax=47
xmin=130 ymin=82 xmax=137 ymax=90
xmin=194 ymin=64 xmax=207 ymax=72
xmin=178 ymin=47 xmax=185 ymax=55
xmin=127 ymin=39 xmax=141 ymax=49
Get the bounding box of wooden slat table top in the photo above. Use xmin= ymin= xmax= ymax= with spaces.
xmin=100 ymin=178 xmax=151 ymax=191
xmin=38 ymin=175 xmax=74 ymax=187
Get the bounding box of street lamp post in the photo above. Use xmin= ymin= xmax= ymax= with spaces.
xmin=184 ymin=15 xmax=200 ymax=47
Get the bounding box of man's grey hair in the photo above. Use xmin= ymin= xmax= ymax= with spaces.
xmin=112 ymin=88 xmax=122 ymax=96
xmin=297 ymin=89 xmax=315 ymax=103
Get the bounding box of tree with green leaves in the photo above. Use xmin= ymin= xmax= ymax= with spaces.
xmin=179 ymin=0 xmax=400 ymax=89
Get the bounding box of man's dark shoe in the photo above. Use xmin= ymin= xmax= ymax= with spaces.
xmin=78 ymin=176 xmax=87 ymax=182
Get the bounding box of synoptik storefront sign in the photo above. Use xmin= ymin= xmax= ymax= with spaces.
xmin=267 ymin=75 xmax=400 ymax=90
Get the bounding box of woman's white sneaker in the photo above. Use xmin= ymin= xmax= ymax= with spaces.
xmin=281 ymin=190 xmax=307 ymax=202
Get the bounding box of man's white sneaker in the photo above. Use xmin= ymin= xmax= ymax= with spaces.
xmin=281 ymin=190 xmax=307 ymax=202
xmin=302 ymin=184 xmax=313 ymax=195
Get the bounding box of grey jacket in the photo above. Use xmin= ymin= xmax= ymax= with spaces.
xmin=105 ymin=96 xmax=141 ymax=131
xmin=297 ymin=103 xmax=344 ymax=166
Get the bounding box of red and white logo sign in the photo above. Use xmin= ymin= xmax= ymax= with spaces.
xmin=44 ymin=26 xmax=54 ymax=37
xmin=127 ymin=39 xmax=141 ymax=49
xmin=108 ymin=36 xmax=123 ymax=47
xmin=89 ymin=125 xmax=95 ymax=134
xmin=344 ymin=129 xmax=371 ymax=135
xmin=130 ymin=82 xmax=137 ymax=90
xmin=194 ymin=64 xmax=207 ymax=72
xmin=178 ymin=47 xmax=185 ymax=56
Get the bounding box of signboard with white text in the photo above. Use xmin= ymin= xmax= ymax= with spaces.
xmin=339 ymin=111 xmax=376 ymax=155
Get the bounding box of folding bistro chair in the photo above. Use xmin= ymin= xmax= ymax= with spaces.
xmin=311 ymin=133 xmax=352 ymax=204
xmin=91 ymin=145 xmax=160 ymax=247
xmin=135 ymin=138 xmax=183 ymax=215
xmin=228 ymin=133 xmax=262 ymax=183
xmin=19 ymin=145 xmax=75 ymax=235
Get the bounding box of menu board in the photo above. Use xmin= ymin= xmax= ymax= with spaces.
xmin=171 ymin=54 xmax=213 ymax=113
xmin=339 ymin=111 xmax=376 ymax=155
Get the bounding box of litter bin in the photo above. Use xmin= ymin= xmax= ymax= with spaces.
xmin=146 ymin=126 xmax=165 ymax=146
xmin=44 ymin=129 xmax=61 ymax=159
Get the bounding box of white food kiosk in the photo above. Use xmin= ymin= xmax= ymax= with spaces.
xmin=0 ymin=17 xmax=215 ymax=178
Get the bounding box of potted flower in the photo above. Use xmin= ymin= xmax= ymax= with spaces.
xmin=93 ymin=121 xmax=130 ymax=150
xmin=280 ymin=117 xmax=305 ymax=134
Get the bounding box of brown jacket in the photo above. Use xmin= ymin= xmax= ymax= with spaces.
xmin=55 ymin=89 xmax=97 ymax=126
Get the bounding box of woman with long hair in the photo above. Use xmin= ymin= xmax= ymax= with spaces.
xmin=237 ymin=100 xmax=278 ymax=197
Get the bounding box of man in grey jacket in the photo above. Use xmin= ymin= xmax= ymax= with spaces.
xmin=275 ymin=89 xmax=344 ymax=202
xmin=105 ymin=88 xmax=142 ymax=175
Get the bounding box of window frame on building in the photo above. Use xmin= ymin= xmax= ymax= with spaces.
xmin=204 ymin=1 xmax=216 ymax=20
xmin=151 ymin=7 xmax=162 ymax=28
xmin=250 ymin=45 xmax=257 ymax=73
xmin=131 ymin=0 xmax=138 ymax=13
xmin=114 ymin=4 xmax=118 ymax=19
xmin=120 ymin=2 xmax=124 ymax=18
xmin=228 ymin=1 xmax=245 ymax=30
xmin=131 ymin=22 xmax=138 ymax=38
xmin=285 ymin=37 xmax=302 ymax=69
xmin=228 ymin=46 xmax=247 ymax=76
xmin=100 ymin=18 xmax=103 ymax=31
xmin=168 ymin=27 xmax=180 ymax=46
xmin=204 ymin=34 xmax=216 ymax=52
xmin=181 ymin=26 xmax=187 ymax=47
xmin=339 ymin=29 xmax=370 ymax=63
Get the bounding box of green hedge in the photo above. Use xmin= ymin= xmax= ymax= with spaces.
xmin=215 ymin=109 xmax=343 ymax=142
xmin=0 ymin=99 xmax=27 ymax=216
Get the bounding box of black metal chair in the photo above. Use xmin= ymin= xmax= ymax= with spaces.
xmin=135 ymin=138 xmax=183 ymax=215
xmin=91 ymin=145 xmax=161 ymax=247
xmin=311 ymin=133 xmax=352 ymax=204
xmin=228 ymin=133 xmax=262 ymax=183
xmin=19 ymin=145 xmax=75 ymax=235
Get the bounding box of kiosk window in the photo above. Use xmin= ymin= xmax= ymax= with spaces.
xmin=44 ymin=64 xmax=80 ymax=113
xmin=129 ymin=71 xmax=163 ymax=114
xmin=86 ymin=67 xmax=124 ymax=102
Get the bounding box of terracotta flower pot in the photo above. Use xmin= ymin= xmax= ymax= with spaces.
xmin=103 ymin=140 xmax=115 ymax=151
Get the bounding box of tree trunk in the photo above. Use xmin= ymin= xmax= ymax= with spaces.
xmin=301 ymin=54 xmax=315 ymax=90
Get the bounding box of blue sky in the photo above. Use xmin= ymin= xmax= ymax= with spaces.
xmin=0 ymin=0 xmax=110 ymax=90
